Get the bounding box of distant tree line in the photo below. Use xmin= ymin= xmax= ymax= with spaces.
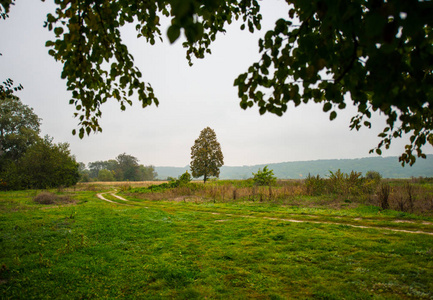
xmin=80 ymin=153 xmax=157 ymax=182
xmin=0 ymin=97 xmax=79 ymax=190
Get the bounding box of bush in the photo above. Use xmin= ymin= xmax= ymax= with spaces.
xmin=328 ymin=169 xmax=363 ymax=195
xmin=252 ymin=166 xmax=277 ymax=186
xmin=365 ymin=170 xmax=382 ymax=182
xmin=2 ymin=136 xmax=80 ymax=190
xmin=33 ymin=192 xmax=73 ymax=205
xmin=178 ymin=171 xmax=192 ymax=186
xmin=305 ymin=174 xmax=326 ymax=196
xmin=305 ymin=170 xmax=378 ymax=197
xmin=129 ymin=172 xmax=198 ymax=194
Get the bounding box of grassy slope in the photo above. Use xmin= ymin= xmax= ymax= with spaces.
xmin=1 ymin=189 xmax=433 ymax=299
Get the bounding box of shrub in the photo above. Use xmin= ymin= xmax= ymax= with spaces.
xmin=33 ymin=192 xmax=73 ymax=205
xmin=365 ymin=170 xmax=382 ymax=182
xmin=178 ymin=171 xmax=192 ymax=186
xmin=328 ymin=169 xmax=363 ymax=195
xmin=252 ymin=166 xmax=277 ymax=186
xmin=305 ymin=174 xmax=326 ymax=196
xmin=4 ymin=137 xmax=80 ymax=190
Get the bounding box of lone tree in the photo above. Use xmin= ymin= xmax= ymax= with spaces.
xmin=190 ymin=127 xmax=224 ymax=183
xmin=1 ymin=0 xmax=432 ymax=165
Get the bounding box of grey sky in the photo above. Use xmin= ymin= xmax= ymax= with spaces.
xmin=1 ymin=1 xmax=430 ymax=167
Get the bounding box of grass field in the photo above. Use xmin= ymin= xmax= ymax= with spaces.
xmin=1 ymin=181 xmax=433 ymax=299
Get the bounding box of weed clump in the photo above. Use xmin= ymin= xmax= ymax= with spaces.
xmin=33 ymin=192 xmax=74 ymax=205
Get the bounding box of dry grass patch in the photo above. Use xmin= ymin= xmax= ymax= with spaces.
xmin=33 ymin=192 xmax=75 ymax=205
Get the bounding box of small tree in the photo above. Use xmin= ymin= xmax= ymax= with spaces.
xmin=98 ymin=169 xmax=115 ymax=182
xmin=178 ymin=171 xmax=192 ymax=186
xmin=252 ymin=166 xmax=277 ymax=186
xmin=190 ymin=127 xmax=224 ymax=183
xmin=0 ymin=97 xmax=41 ymax=169
xmin=365 ymin=170 xmax=382 ymax=182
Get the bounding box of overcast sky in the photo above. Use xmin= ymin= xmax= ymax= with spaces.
xmin=1 ymin=1 xmax=431 ymax=167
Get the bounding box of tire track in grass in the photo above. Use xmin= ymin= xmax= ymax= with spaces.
xmin=211 ymin=213 xmax=433 ymax=236
xmin=259 ymin=216 xmax=433 ymax=236
xmin=99 ymin=191 xmax=433 ymax=236
xmin=96 ymin=190 xmax=148 ymax=207
xmin=96 ymin=190 xmax=133 ymax=206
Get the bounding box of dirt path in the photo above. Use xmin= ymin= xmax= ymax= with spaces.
xmin=96 ymin=190 xmax=433 ymax=236
xmin=96 ymin=190 xmax=131 ymax=205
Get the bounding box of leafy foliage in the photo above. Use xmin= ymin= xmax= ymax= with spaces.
xmin=38 ymin=0 xmax=261 ymax=138
xmin=0 ymin=76 xmax=23 ymax=101
xmin=16 ymin=136 xmax=80 ymax=189
xmin=1 ymin=136 xmax=80 ymax=190
xmin=190 ymin=127 xmax=224 ymax=183
xmin=252 ymin=166 xmax=276 ymax=186
xmin=88 ymin=160 xmax=118 ymax=179
xmin=0 ymin=97 xmax=78 ymax=190
xmin=98 ymin=169 xmax=115 ymax=182
xmin=234 ymin=0 xmax=433 ymax=166
xmin=178 ymin=170 xmax=192 ymax=186
xmin=116 ymin=153 xmax=140 ymax=181
xmin=2 ymin=0 xmax=432 ymax=165
xmin=139 ymin=165 xmax=158 ymax=181
xmin=87 ymin=154 xmax=157 ymax=181
xmin=0 ymin=97 xmax=40 ymax=169
xmin=0 ymin=0 xmax=14 ymax=20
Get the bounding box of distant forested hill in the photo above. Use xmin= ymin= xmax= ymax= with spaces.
xmin=156 ymin=155 xmax=433 ymax=180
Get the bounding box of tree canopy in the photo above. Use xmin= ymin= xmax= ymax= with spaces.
xmin=1 ymin=136 xmax=80 ymax=189
xmin=1 ymin=0 xmax=432 ymax=165
xmin=0 ymin=97 xmax=79 ymax=190
xmin=0 ymin=97 xmax=40 ymax=169
xmin=190 ymin=127 xmax=224 ymax=183
xmin=86 ymin=153 xmax=157 ymax=181
xmin=234 ymin=0 xmax=433 ymax=166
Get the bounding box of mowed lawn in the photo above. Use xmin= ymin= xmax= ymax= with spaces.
xmin=1 ymin=189 xmax=433 ymax=299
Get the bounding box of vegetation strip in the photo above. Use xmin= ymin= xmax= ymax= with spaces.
xmin=99 ymin=190 xmax=433 ymax=236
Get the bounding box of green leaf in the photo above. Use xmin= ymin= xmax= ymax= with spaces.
xmin=323 ymin=102 xmax=332 ymax=112
xmin=54 ymin=27 xmax=63 ymax=36
xmin=329 ymin=111 xmax=337 ymax=121
xmin=167 ymin=25 xmax=181 ymax=44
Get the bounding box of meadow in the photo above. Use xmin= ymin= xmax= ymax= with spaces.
xmin=1 ymin=179 xmax=433 ymax=299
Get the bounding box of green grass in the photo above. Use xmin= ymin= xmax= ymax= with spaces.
xmin=1 ymin=189 xmax=433 ymax=299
